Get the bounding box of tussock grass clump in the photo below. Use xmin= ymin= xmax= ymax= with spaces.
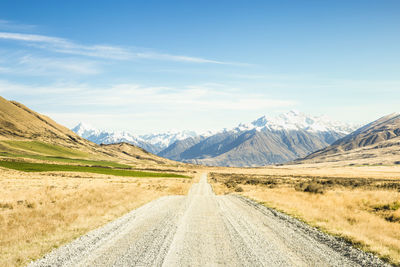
xmin=0 ymin=202 xmax=13 ymax=209
xmin=385 ymin=213 xmax=400 ymax=223
xmin=373 ymin=201 xmax=400 ymax=211
xmin=224 ymin=180 xmax=237 ymax=188
xmin=295 ymin=181 xmax=325 ymax=194
xmin=235 ymin=186 xmax=244 ymax=192
xmin=373 ymin=201 xmax=400 ymax=223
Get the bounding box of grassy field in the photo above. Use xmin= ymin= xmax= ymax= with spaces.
xmin=210 ymin=171 xmax=400 ymax=265
xmin=0 ymin=161 xmax=188 ymax=178
xmin=0 ymin=140 xmax=89 ymax=158
xmin=0 ymin=168 xmax=195 ymax=267
xmin=0 ymin=152 xmax=132 ymax=168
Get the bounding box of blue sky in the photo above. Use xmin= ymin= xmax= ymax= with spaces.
xmin=0 ymin=0 xmax=399 ymax=134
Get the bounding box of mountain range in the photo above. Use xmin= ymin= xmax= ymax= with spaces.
xmin=302 ymin=113 xmax=400 ymax=165
xmin=72 ymin=111 xmax=358 ymax=167
xmin=72 ymin=122 xmax=199 ymax=154
xmin=0 ymin=94 xmax=398 ymax=167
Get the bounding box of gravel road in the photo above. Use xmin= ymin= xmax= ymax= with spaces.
xmin=29 ymin=173 xmax=389 ymax=266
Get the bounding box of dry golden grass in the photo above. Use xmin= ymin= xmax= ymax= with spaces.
xmin=0 ymin=168 xmax=194 ymax=267
xmin=209 ymin=171 xmax=400 ymax=265
xmin=242 ymin=188 xmax=400 ymax=264
xmin=208 ymin=164 xmax=400 ymax=179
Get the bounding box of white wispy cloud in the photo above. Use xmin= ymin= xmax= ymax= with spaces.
xmin=0 ymin=80 xmax=296 ymax=133
xmin=17 ymin=55 xmax=102 ymax=75
xmin=0 ymin=20 xmax=36 ymax=31
xmin=0 ymin=31 xmax=232 ymax=64
xmin=0 ymin=80 xmax=295 ymax=110
xmin=62 ymin=83 xmax=295 ymax=110
xmin=0 ymin=80 xmax=83 ymax=95
xmin=0 ymin=32 xmax=62 ymax=42
xmin=0 ymin=52 xmax=101 ymax=75
xmin=0 ymin=66 xmax=10 ymax=72
xmin=134 ymin=52 xmax=225 ymax=64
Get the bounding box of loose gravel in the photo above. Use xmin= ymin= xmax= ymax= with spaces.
xmin=29 ymin=173 xmax=391 ymax=267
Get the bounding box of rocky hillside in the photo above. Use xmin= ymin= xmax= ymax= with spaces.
xmin=302 ymin=113 xmax=400 ymax=164
xmin=159 ymin=111 xmax=356 ymax=167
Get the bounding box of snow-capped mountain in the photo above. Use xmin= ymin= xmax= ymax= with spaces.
xmin=72 ymin=111 xmax=359 ymax=166
xmin=234 ymin=111 xmax=356 ymax=134
xmin=71 ymin=122 xmax=156 ymax=152
xmin=158 ymin=111 xmax=359 ymax=166
xmin=139 ymin=131 xmax=198 ymax=150
xmin=71 ymin=123 xmax=199 ymax=154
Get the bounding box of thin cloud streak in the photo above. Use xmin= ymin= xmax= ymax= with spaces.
xmin=0 ymin=80 xmax=296 ymax=111
xmin=18 ymin=55 xmax=102 ymax=75
xmin=0 ymin=20 xmax=36 ymax=31
xmin=0 ymin=32 xmax=63 ymax=43
xmin=135 ymin=52 xmax=225 ymax=64
xmin=0 ymin=32 xmax=238 ymax=64
xmin=0 ymin=54 xmax=101 ymax=75
xmin=0 ymin=80 xmax=296 ymax=133
xmin=65 ymin=83 xmax=296 ymax=111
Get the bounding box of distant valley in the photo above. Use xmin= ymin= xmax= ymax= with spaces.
xmin=72 ymin=111 xmax=358 ymax=167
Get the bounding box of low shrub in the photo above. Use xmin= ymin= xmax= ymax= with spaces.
xmin=385 ymin=214 xmax=400 ymax=223
xmin=26 ymin=202 xmax=35 ymax=209
xmin=224 ymin=180 xmax=237 ymax=188
xmin=235 ymin=186 xmax=244 ymax=192
xmin=0 ymin=202 xmax=13 ymax=209
xmin=295 ymin=182 xmax=325 ymax=194
xmin=373 ymin=201 xmax=400 ymax=211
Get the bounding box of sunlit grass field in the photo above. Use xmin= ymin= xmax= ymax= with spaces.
xmin=0 ymin=140 xmax=89 ymax=158
xmin=0 ymin=140 xmax=188 ymax=178
xmin=0 ymin=161 xmax=189 ymax=178
xmin=0 ymin=152 xmax=132 ymax=168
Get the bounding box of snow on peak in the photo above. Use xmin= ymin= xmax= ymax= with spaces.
xmin=71 ymin=123 xmax=201 ymax=153
xmin=138 ymin=130 xmax=198 ymax=148
xmin=235 ymin=111 xmax=357 ymax=134
xmin=72 ymin=122 xmax=101 ymax=138
xmin=71 ymin=122 xmax=139 ymax=145
xmin=72 ymin=111 xmax=358 ymax=154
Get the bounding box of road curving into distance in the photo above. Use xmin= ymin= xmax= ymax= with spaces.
xmin=29 ymin=173 xmax=389 ymax=267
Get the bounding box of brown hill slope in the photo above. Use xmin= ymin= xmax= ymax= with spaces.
xmin=302 ymin=113 xmax=400 ymax=165
xmin=101 ymin=142 xmax=180 ymax=166
xmin=0 ymin=96 xmax=178 ymax=167
xmin=0 ymin=96 xmax=88 ymax=146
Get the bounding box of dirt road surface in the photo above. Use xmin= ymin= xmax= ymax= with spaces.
xmin=29 ymin=173 xmax=388 ymax=266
